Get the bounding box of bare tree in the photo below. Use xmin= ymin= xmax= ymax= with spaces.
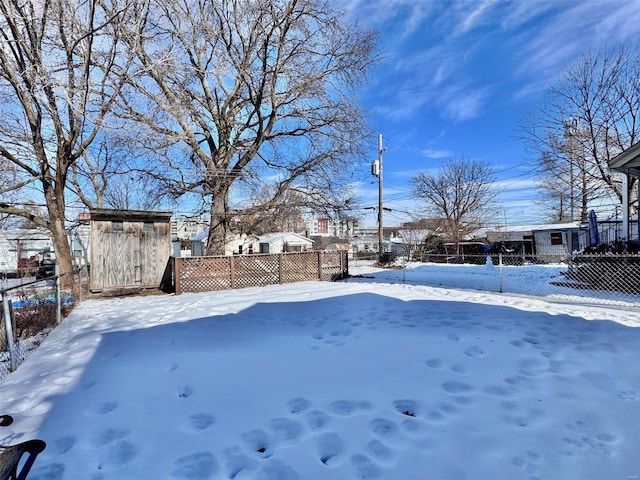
xmin=410 ymin=157 xmax=499 ymax=248
xmin=240 ymin=188 xmax=308 ymax=235
xmin=0 ymin=158 xmax=21 ymax=228
xmin=398 ymin=217 xmax=444 ymax=261
xmin=0 ymin=0 xmax=132 ymax=289
xmin=522 ymin=47 xmax=640 ymax=221
xmin=115 ymin=0 xmax=379 ymax=254
xmin=70 ymin=135 xmax=172 ymax=210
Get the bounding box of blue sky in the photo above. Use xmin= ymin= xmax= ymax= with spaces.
xmin=346 ymin=0 xmax=640 ymax=228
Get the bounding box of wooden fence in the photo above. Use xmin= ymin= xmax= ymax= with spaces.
xmin=173 ymin=250 xmax=348 ymax=294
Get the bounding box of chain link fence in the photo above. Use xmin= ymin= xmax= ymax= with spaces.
xmin=1 ymin=270 xmax=84 ymax=380
xmin=355 ymin=253 xmax=640 ymax=309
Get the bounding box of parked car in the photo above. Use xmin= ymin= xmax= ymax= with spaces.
xmin=35 ymin=259 xmax=56 ymax=279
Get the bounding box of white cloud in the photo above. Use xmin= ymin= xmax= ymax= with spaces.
xmin=454 ymin=0 xmax=499 ymax=36
xmin=510 ymin=1 xmax=640 ymax=98
xmin=420 ymin=148 xmax=452 ymax=159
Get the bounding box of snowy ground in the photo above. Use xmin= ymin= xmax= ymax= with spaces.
xmin=1 ymin=264 xmax=640 ymax=479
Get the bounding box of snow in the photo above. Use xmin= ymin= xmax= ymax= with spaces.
xmin=2 ymin=263 xmax=640 ymax=480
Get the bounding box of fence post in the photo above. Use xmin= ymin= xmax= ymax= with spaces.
xmin=175 ymin=257 xmax=182 ymax=295
xmin=230 ymin=256 xmax=236 ymax=289
xmin=317 ymin=251 xmax=323 ymax=280
xmin=2 ymin=292 xmax=17 ymax=372
xmin=56 ymin=264 xmax=62 ymax=324
xmin=278 ymin=254 xmax=283 ymax=284
xmin=498 ymin=253 xmax=503 ymax=293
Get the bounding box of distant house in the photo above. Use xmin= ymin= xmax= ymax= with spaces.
xmin=258 ymin=232 xmax=313 ymax=253
xmin=190 ymin=231 xmax=259 ymax=256
xmin=0 ymin=229 xmax=52 ymax=275
xmin=483 ymin=222 xmax=585 ymax=262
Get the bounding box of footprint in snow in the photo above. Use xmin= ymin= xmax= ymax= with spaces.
xmin=93 ymin=401 xmax=118 ymax=415
xmin=315 ymin=432 xmax=345 ymax=466
xmin=170 ymin=452 xmax=219 ymax=479
xmin=392 ymin=399 xmax=420 ymax=417
xmin=287 ymin=397 xmax=311 ymax=415
xmin=464 ymin=345 xmax=485 ymax=358
xmin=365 ymin=439 xmax=393 ymax=464
xmin=189 ymin=413 xmax=216 ymax=431
xmin=241 ymin=429 xmax=273 ymax=458
xmin=370 ymin=418 xmax=398 ymax=439
xmin=90 ymin=428 xmax=130 ymax=447
xmin=305 ymin=410 xmax=331 ymax=431
xmin=178 ymin=385 xmax=194 ymax=398
xmin=268 ymin=417 xmax=304 ymax=443
xmin=96 ymin=441 xmax=137 ymax=470
xmin=351 ymin=454 xmax=382 ymax=479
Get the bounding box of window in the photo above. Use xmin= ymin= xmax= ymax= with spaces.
xmin=550 ymin=232 xmax=563 ymax=245
xmin=317 ymin=218 xmax=328 ymax=234
xmin=112 ymin=221 xmax=123 ymax=232
xmin=144 ymin=222 xmax=154 ymax=233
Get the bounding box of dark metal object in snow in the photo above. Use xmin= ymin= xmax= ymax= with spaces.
xmin=0 ymin=415 xmax=46 ymax=480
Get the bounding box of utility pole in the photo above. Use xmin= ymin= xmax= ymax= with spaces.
xmin=371 ymin=134 xmax=385 ymax=264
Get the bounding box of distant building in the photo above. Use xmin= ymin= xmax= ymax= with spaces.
xmin=172 ymin=217 xmax=209 ymax=240
xmin=305 ymin=217 xmax=355 ymax=237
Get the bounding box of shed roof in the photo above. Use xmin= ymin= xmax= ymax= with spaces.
xmin=90 ymin=208 xmax=172 ymax=222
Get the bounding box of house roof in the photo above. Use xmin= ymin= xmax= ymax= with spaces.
xmin=191 ymin=230 xmax=209 ymax=242
xmin=190 ymin=231 xmax=259 ymax=243
xmin=258 ymin=232 xmax=313 ymax=244
xmin=0 ymin=228 xmax=51 ymax=241
xmin=609 ymin=142 xmax=640 ymax=177
xmin=481 ymin=222 xmax=582 ymax=236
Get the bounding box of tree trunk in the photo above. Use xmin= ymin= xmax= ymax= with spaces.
xmin=205 ymin=185 xmax=231 ymax=256
xmin=44 ymin=187 xmax=76 ymax=294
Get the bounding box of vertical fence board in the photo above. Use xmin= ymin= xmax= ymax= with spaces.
xmin=230 ymin=256 xmax=235 ymax=289
xmin=175 ymin=257 xmax=183 ymax=295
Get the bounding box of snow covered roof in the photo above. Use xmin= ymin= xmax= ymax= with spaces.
xmin=258 ymin=232 xmax=313 ymax=244
xmin=481 ymin=221 xmax=582 ymax=235
xmin=190 ymin=230 xmax=208 ymax=242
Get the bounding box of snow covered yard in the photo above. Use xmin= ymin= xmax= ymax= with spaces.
xmin=1 ymin=275 xmax=640 ymax=479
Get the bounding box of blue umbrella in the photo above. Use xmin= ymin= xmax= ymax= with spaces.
xmin=588 ymin=209 xmax=600 ymax=246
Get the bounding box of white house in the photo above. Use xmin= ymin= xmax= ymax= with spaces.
xmin=190 ymin=231 xmax=259 ymax=256
xmin=482 ymin=222 xmax=585 ymax=262
xmin=0 ymin=229 xmax=53 ymax=275
xmin=258 ymin=232 xmax=313 ymax=253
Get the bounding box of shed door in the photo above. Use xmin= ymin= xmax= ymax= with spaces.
xmin=95 ymin=226 xmax=143 ymax=290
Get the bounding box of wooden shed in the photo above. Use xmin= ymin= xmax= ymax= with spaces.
xmin=89 ymin=209 xmax=173 ymax=294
